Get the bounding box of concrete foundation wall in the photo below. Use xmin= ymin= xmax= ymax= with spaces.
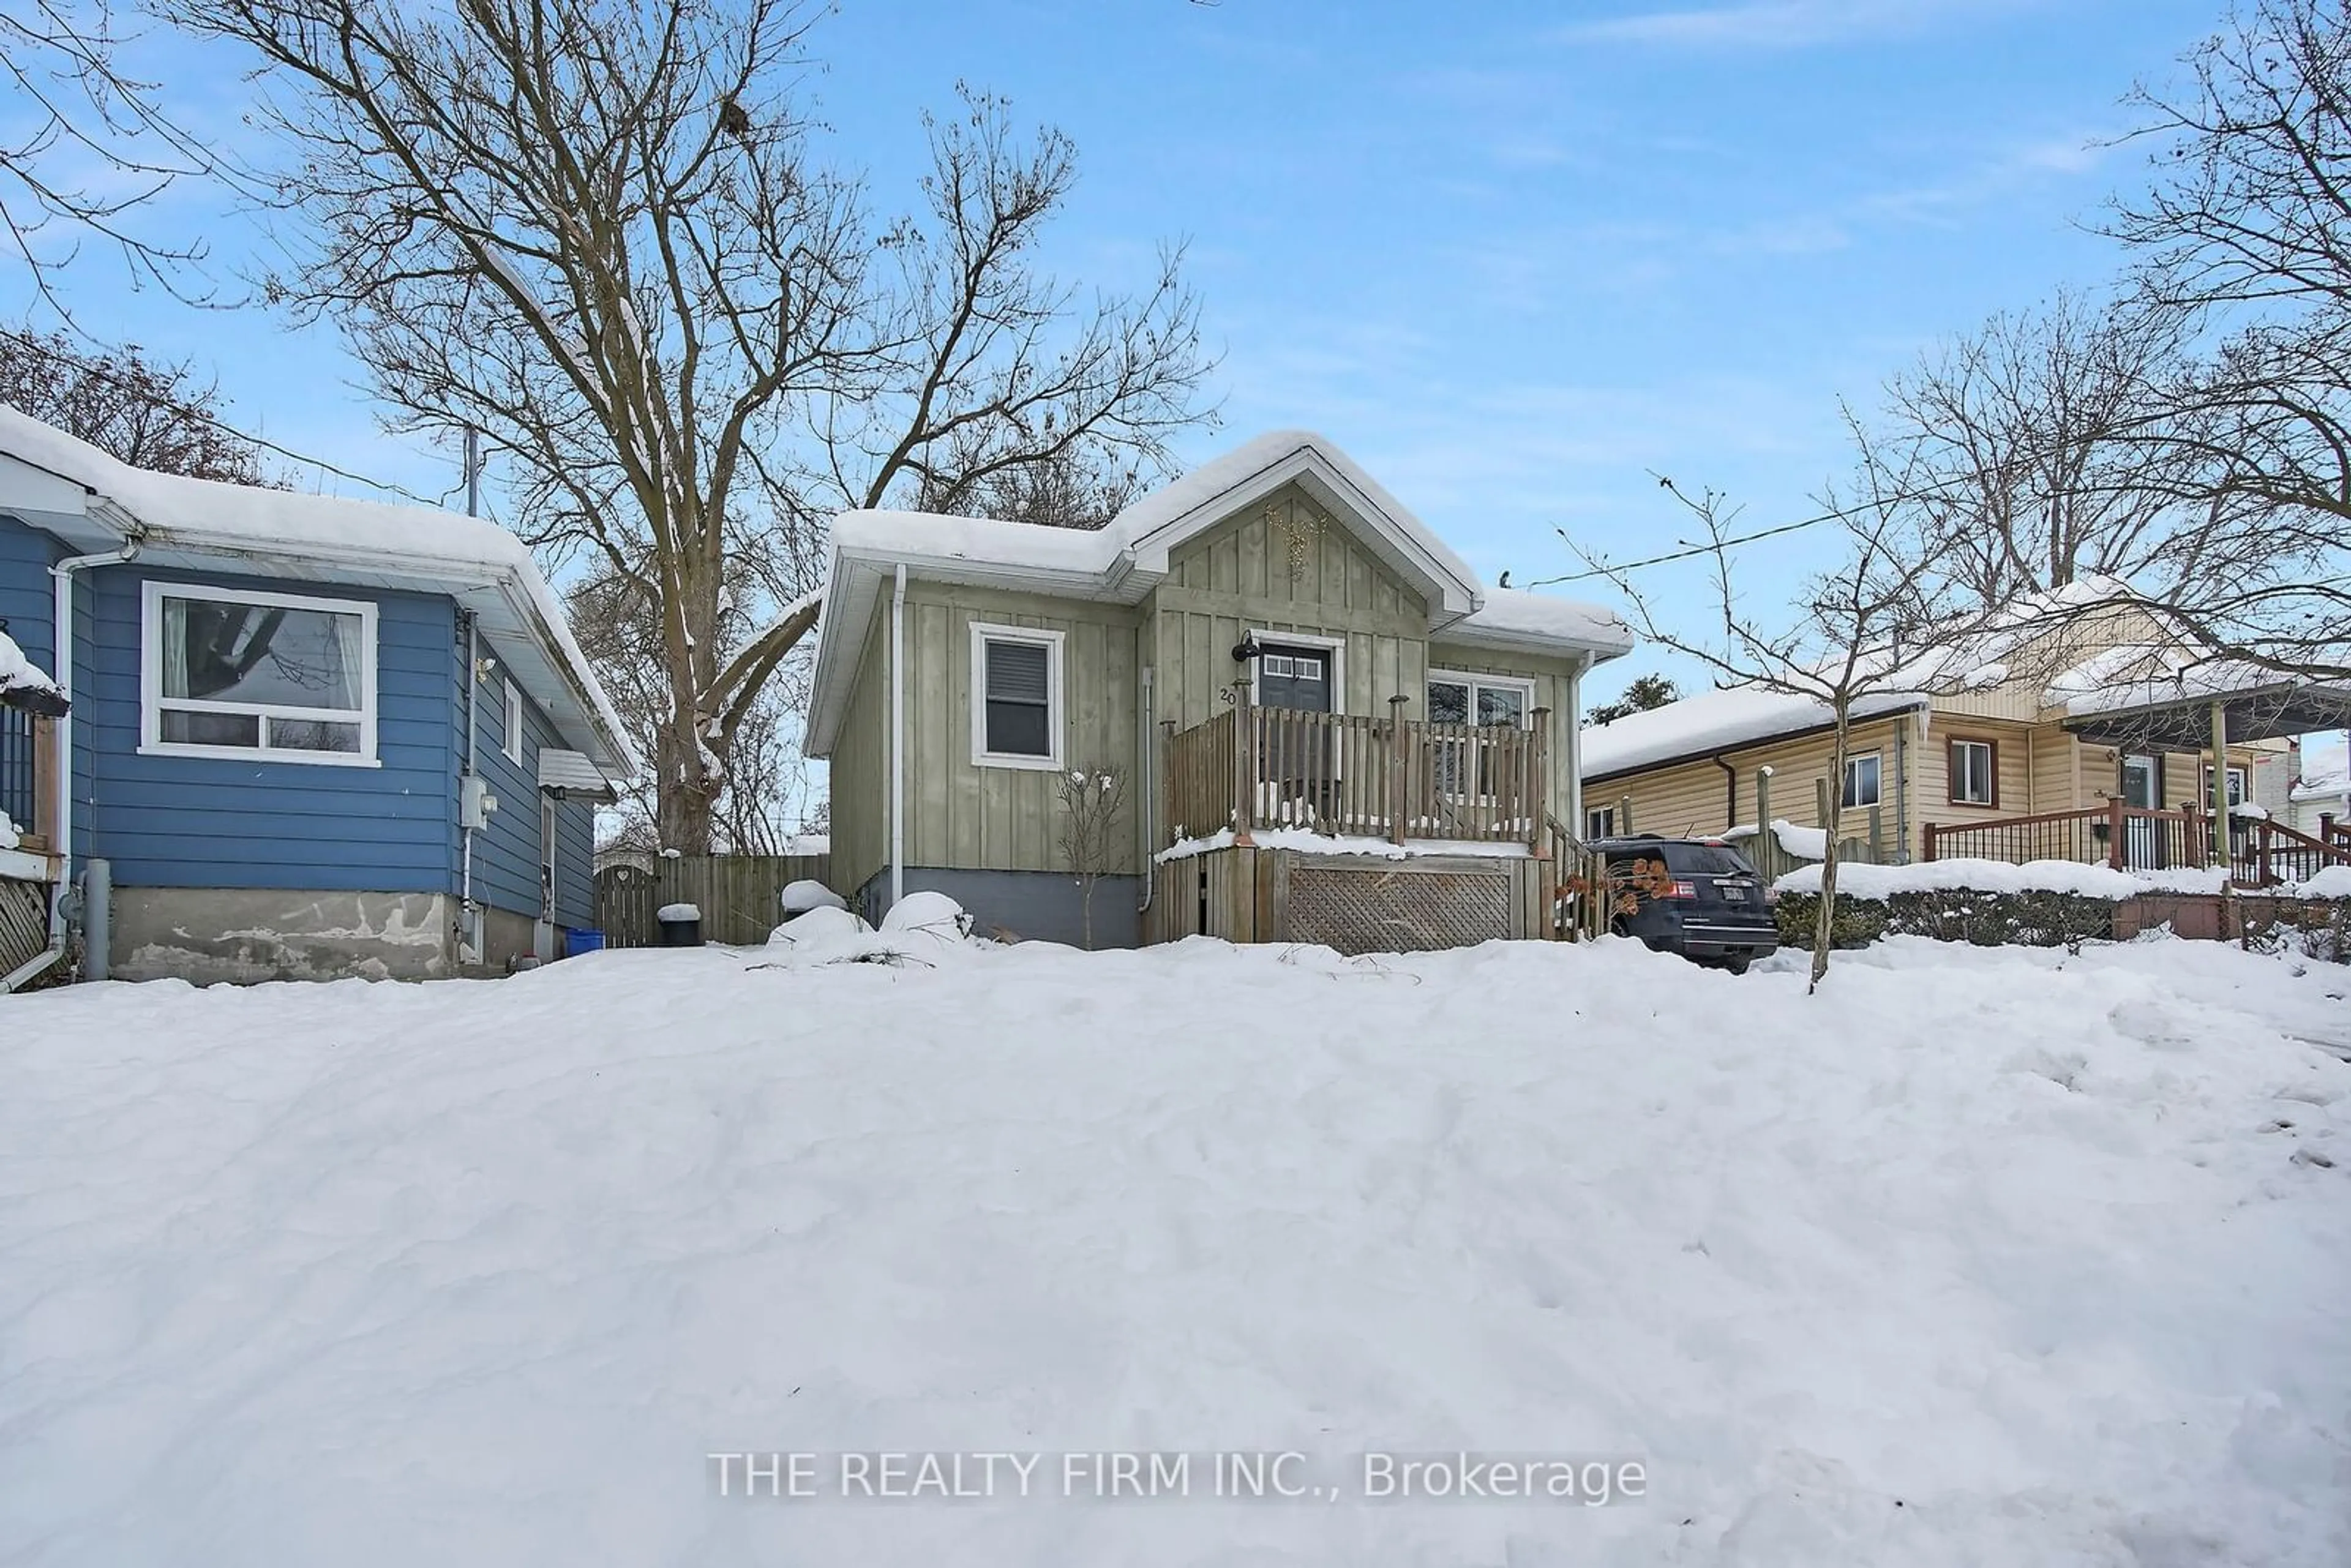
xmin=111 ymin=887 xmax=455 ymax=983
xmin=475 ymin=904 xmax=538 ymax=973
xmin=855 ymin=867 xmax=1141 ymax=950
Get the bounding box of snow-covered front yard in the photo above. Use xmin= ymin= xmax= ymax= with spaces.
xmin=4 ymin=934 xmax=2348 ymax=1566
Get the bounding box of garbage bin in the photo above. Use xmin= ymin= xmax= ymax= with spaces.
xmin=564 ymin=928 xmax=606 ymax=959
xmin=656 ymin=902 xmax=703 ymax=947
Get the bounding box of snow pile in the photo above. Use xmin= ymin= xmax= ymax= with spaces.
xmin=0 ymin=628 xmax=65 ymax=711
xmin=765 ymin=892 xmax=978 ymax=967
xmin=1155 ymin=828 xmax=1529 ymax=863
xmin=0 ymin=809 xmax=17 ymax=852
xmin=1777 ymin=858 xmax=2233 ymax=899
xmin=780 ymin=879 xmax=846 ymax=917
xmin=2297 ymin=865 xmax=2351 ymax=899
xmin=1721 ymin=819 xmax=1828 ymax=860
xmin=655 ymin=902 xmax=700 ymax=923
xmin=1 ymin=939 xmax=2345 ymax=1564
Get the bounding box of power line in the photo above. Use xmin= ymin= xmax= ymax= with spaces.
xmin=1526 ymin=493 xmax=1864 ymax=587
xmin=1 ymin=326 xmax=448 ymax=506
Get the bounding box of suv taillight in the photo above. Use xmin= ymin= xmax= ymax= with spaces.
xmin=1667 ymin=880 xmax=1697 ymax=899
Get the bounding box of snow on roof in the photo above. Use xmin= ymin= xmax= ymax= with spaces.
xmin=805 ymin=431 xmax=1630 ymax=756
xmin=0 ymin=407 xmax=634 ymax=777
xmin=0 ymin=628 xmax=66 ymax=708
xmin=1582 ymin=683 xmax=1927 ymax=781
xmin=1441 ymin=584 xmax=1633 ymax=657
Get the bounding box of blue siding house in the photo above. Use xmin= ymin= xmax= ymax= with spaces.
xmin=0 ymin=408 xmax=634 ymax=985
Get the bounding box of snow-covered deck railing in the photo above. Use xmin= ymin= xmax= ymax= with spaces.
xmin=1161 ymin=702 xmax=1550 ymax=853
xmin=1923 ymin=800 xmax=2351 ymax=889
xmin=0 ymin=705 xmax=55 ymax=860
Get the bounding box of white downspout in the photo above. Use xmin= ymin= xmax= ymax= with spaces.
xmin=889 ymin=563 xmax=906 ymax=910
xmin=1564 ymin=651 xmax=1591 ymax=836
xmin=9 ymin=542 xmax=137 ymax=989
xmin=1136 ymin=664 xmax=1155 ymax=916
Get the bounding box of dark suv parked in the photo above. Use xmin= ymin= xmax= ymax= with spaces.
xmin=1593 ymin=835 xmax=1780 ymax=973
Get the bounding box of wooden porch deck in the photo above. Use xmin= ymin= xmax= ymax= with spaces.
xmin=1160 ymin=701 xmax=1552 ymax=849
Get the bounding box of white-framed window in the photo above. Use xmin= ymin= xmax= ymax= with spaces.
xmin=1427 ymin=669 xmax=1535 ymax=795
xmin=969 ymin=621 xmax=1065 ymax=770
xmin=1586 ymin=806 xmax=1616 ymax=839
xmin=141 ymin=580 xmax=378 ymax=765
xmin=1842 ymin=751 xmax=1881 ymax=809
xmin=2202 ymin=763 xmax=2250 ymax=808
xmin=503 ymin=678 xmax=527 ymax=765
xmin=1949 ymin=737 xmax=1997 ymax=806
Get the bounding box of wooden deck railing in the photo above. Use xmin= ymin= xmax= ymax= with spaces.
xmin=1923 ymin=799 xmax=2351 ymax=887
xmin=0 ymin=709 xmax=55 ymax=856
xmin=1161 ymin=700 xmax=1549 ymax=850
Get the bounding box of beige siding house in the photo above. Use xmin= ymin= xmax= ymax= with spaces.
xmin=1583 ymin=588 xmax=2346 ymax=883
xmin=804 ymin=432 xmax=1632 ymax=947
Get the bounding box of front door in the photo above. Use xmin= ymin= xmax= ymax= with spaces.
xmin=537 ymin=794 xmax=559 ymax=956
xmin=1256 ymin=643 xmax=1335 ymax=822
xmin=2121 ymin=754 xmax=2161 ymax=868
xmin=1257 ymin=643 xmax=1333 ymax=713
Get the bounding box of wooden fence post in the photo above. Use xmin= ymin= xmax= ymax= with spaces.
xmin=1866 ymin=803 xmax=1883 ymax=863
xmin=1388 ymin=694 xmax=1411 ymax=847
xmin=1815 ymin=776 xmax=1834 ymax=839
xmin=1921 ymin=822 xmax=1940 ymax=863
xmin=2106 ymin=795 xmax=2126 ymax=871
xmin=1618 ymin=792 xmax=1633 ymax=838
xmin=1527 ymin=707 xmax=1550 ymax=852
xmin=1232 ymin=693 xmax=1255 ymax=836
xmin=1754 ymin=768 xmax=1775 ymax=877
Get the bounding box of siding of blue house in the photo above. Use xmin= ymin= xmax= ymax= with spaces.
xmin=466 ymin=637 xmax=596 ymax=930
xmin=0 ymin=515 xmax=62 ymax=666
xmin=75 ymin=563 xmax=461 ymax=891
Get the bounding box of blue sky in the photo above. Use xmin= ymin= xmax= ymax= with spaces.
xmin=6 ymin=0 xmax=2317 ymax=735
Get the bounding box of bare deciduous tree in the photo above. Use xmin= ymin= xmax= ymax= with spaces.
xmin=1 ymin=0 xmax=230 ymax=316
xmin=1054 ymin=762 xmax=1128 ymax=951
xmin=1870 ymin=289 xmax=2211 ymax=604
xmin=2098 ymin=0 xmax=2351 ymax=679
xmin=0 ymin=323 xmax=278 ymax=483
xmin=170 ymin=0 xmax=1214 ymax=850
xmin=1576 ymin=445 xmax=1962 ymax=991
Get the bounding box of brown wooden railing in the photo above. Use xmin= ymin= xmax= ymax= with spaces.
xmin=1 ymin=712 xmax=57 ymax=857
xmin=1543 ymin=812 xmax=1603 ymax=940
xmin=1924 ymin=798 xmax=2351 ymax=886
xmin=1161 ymin=700 xmax=1549 ymax=850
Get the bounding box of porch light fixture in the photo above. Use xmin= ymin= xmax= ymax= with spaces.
xmin=1231 ymin=634 xmax=1262 ymax=664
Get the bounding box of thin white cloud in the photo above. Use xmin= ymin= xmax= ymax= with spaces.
xmin=1556 ymin=0 xmax=2034 ymax=50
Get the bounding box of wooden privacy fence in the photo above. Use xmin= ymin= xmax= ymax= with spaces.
xmin=1161 ymin=701 xmax=1548 ymax=849
xmin=594 ymin=853 xmax=832 ymax=947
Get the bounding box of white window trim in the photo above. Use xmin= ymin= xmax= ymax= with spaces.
xmin=503 ymin=678 xmax=527 ymax=765
xmin=1425 ymin=667 xmax=1537 ymax=729
xmin=969 ymin=621 xmax=1066 ymax=771
xmin=1586 ymin=806 xmax=1616 ymax=839
xmin=1950 ymin=738 xmax=1995 ymax=805
xmin=1842 ymin=749 xmax=1883 ymax=809
xmin=1247 ymin=628 xmax=1347 ymax=711
xmin=140 ymin=579 xmax=381 ymax=768
xmin=2203 ymin=763 xmax=2250 ymax=805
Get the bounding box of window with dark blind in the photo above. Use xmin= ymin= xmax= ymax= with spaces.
xmin=982 ymin=637 xmax=1052 ymax=758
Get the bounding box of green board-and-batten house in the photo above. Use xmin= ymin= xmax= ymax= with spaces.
xmin=803 ymin=432 xmax=1633 ymax=950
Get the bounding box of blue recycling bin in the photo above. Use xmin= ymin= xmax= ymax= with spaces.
xmin=564 ymin=928 xmax=607 ymax=958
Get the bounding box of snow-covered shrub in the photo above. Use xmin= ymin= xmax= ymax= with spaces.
xmin=779 ymin=879 xmax=845 ymax=917
xmin=1776 ymin=888 xmax=2118 ymax=953
xmin=2249 ymin=897 xmax=2351 ymax=966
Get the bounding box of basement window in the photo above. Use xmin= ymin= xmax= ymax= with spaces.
xmin=141 ymin=581 xmax=378 ymax=765
xmin=969 ymin=622 xmax=1065 ymax=770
